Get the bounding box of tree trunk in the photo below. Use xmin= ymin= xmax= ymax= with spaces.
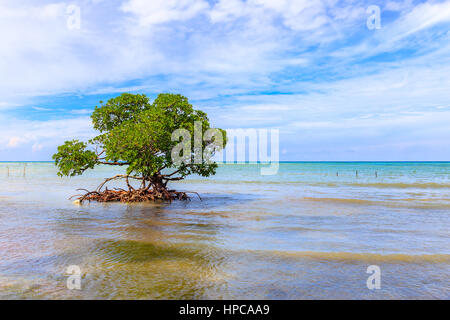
xmin=150 ymin=173 xmax=171 ymax=200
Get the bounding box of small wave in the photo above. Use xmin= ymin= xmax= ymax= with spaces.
xmin=178 ymin=179 xmax=304 ymax=185
xmin=181 ymin=179 xmax=450 ymax=189
xmin=302 ymin=197 xmax=375 ymax=205
xmin=300 ymin=197 xmax=450 ymax=209
xmin=262 ymin=251 xmax=450 ymax=263
xmin=346 ymin=182 xmax=450 ymax=189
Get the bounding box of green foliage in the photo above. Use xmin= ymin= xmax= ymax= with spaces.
xmin=91 ymin=93 xmax=152 ymax=132
xmin=53 ymin=93 xmax=226 ymax=182
xmin=53 ymin=140 xmax=97 ymax=177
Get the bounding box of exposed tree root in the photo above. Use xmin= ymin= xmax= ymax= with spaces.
xmin=70 ymin=188 xmax=189 ymax=203
xmin=69 ymin=174 xmax=193 ymax=204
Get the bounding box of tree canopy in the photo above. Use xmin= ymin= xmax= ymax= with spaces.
xmin=53 ymin=93 xmax=226 ymax=202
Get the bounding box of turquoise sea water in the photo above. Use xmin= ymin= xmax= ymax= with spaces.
xmin=0 ymin=162 xmax=449 ymax=299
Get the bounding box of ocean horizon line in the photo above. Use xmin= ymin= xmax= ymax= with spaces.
xmin=1 ymin=160 xmax=450 ymax=163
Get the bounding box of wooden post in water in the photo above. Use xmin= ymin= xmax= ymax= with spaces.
xmin=23 ymin=164 xmax=26 ymax=177
xmin=375 ymin=171 xmax=378 ymax=178
xmin=356 ymin=170 xmax=358 ymax=177
xmin=336 ymin=172 xmax=338 ymax=176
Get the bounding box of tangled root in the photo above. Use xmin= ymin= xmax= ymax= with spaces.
xmin=70 ymin=188 xmax=193 ymax=204
xmin=69 ymin=174 xmax=202 ymax=204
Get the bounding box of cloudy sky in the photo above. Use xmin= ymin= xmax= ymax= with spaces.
xmin=0 ymin=0 xmax=449 ymax=161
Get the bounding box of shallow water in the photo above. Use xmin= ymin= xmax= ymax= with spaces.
xmin=0 ymin=162 xmax=449 ymax=299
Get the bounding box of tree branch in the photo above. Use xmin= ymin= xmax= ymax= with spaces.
xmin=99 ymin=161 xmax=130 ymax=166
xmin=96 ymin=174 xmax=143 ymax=192
xmin=163 ymin=176 xmax=184 ymax=181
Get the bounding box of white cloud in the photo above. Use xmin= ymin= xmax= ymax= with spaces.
xmin=71 ymin=109 xmax=93 ymax=115
xmin=0 ymin=0 xmax=449 ymax=160
xmin=32 ymin=143 xmax=44 ymax=152
xmin=0 ymin=116 xmax=93 ymax=151
xmin=253 ymin=0 xmax=328 ymax=31
xmin=209 ymin=0 xmax=248 ymax=23
xmin=332 ymin=0 xmax=450 ymax=60
xmin=7 ymin=137 xmax=23 ymax=148
xmin=0 ymin=102 xmax=18 ymax=109
xmin=398 ymin=0 xmax=450 ymax=36
xmin=121 ymin=0 xmax=209 ymax=25
xmin=0 ymin=0 xmax=448 ymax=104
xmin=384 ymin=0 xmax=413 ymax=12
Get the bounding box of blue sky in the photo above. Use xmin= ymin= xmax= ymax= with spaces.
xmin=0 ymin=0 xmax=449 ymax=161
